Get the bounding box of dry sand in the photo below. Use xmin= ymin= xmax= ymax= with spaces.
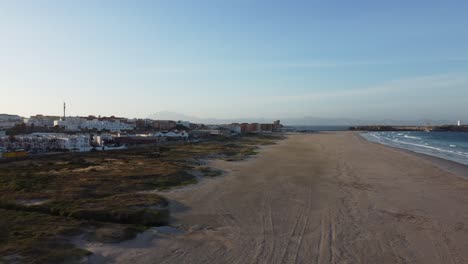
xmin=82 ymin=132 xmax=468 ymax=264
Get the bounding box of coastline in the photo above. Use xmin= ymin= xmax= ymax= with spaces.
xmin=77 ymin=132 xmax=468 ymax=263
xmin=356 ymin=131 xmax=468 ymax=178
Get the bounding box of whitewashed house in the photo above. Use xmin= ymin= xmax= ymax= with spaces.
xmin=56 ymin=135 xmax=91 ymax=151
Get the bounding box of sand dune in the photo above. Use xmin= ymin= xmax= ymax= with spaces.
xmin=83 ymin=132 xmax=468 ymax=264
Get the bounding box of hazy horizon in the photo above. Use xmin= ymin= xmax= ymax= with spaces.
xmin=1 ymin=109 xmax=464 ymax=126
xmin=1 ymin=1 xmax=468 ymax=121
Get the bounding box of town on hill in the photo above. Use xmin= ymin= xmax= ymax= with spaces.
xmin=0 ymin=110 xmax=282 ymax=158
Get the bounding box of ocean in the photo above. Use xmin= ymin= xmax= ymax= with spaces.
xmin=361 ymin=131 xmax=468 ymax=165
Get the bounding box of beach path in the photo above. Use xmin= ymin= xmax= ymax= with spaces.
xmin=85 ymin=132 xmax=468 ymax=264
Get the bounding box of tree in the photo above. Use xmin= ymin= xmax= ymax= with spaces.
xmin=175 ymin=124 xmax=189 ymax=131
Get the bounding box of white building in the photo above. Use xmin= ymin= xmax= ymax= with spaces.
xmin=56 ymin=135 xmax=91 ymax=151
xmin=458 ymin=120 xmax=462 ymax=126
xmin=53 ymin=117 xmax=136 ymax=132
xmin=0 ymin=114 xmax=23 ymax=129
xmin=80 ymin=119 xmax=136 ymax=132
xmin=54 ymin=117 xmax=85 ymax=131
xmin=24 ymin=115 xmax=58 ymax=128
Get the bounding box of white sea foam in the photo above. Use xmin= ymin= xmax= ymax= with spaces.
xmin=361 ymin=132 xmax=468 ymax=165
xmin=403 ymin=135 xmax=421 ymax=140
xmin=392 ymin=139 xmax=468 ymax=157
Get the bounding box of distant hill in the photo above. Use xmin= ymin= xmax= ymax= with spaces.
xmin=148 ymin=111 xmax=455 ymax=126
xmin=148 ymin=111 xmax=197 ymax=121
xmin=148 ymin=112 xmax=278 ymax=124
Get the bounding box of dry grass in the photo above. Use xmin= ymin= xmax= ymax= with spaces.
xmin=0 ymin=133 xmax=283 ymax=263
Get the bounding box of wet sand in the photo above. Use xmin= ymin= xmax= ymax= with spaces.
xmin=83 ymin=132 xmax=468 ymax=264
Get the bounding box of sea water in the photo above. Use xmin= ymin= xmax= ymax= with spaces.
xmin=361 ymin=131 xmax=468 ymax=165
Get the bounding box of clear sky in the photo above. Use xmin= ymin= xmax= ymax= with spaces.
xmin=1 ymin=0 xmax=468 ymax=121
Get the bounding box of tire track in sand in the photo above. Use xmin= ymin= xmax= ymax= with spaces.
xmin=278 ymin=188 xmax=313 ymax=264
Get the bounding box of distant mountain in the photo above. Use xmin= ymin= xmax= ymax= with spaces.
xmin=148 ymin=111 xmax=198 ymax=121
xmin=148 ymin=112 xmax=278 ymax=124
xmin=147 ymin=111 xmax=455 ymax=126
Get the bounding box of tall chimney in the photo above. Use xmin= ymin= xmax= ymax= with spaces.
xmin=63 ymin=102 xmax=66 ymax=121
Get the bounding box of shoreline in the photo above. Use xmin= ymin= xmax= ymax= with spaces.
xmin=356 ymin=132 xmax=468 ymax=178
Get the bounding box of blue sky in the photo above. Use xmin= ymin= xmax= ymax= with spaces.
xmin=1 ymin=0 xmax=468 ymax=121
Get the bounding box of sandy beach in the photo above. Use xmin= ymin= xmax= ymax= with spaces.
xmin=83 ymin=132 xmax=468 ymax=264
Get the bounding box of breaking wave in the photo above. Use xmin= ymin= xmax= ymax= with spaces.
xmin=362 ymin=131 xmax=468 ymax=165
